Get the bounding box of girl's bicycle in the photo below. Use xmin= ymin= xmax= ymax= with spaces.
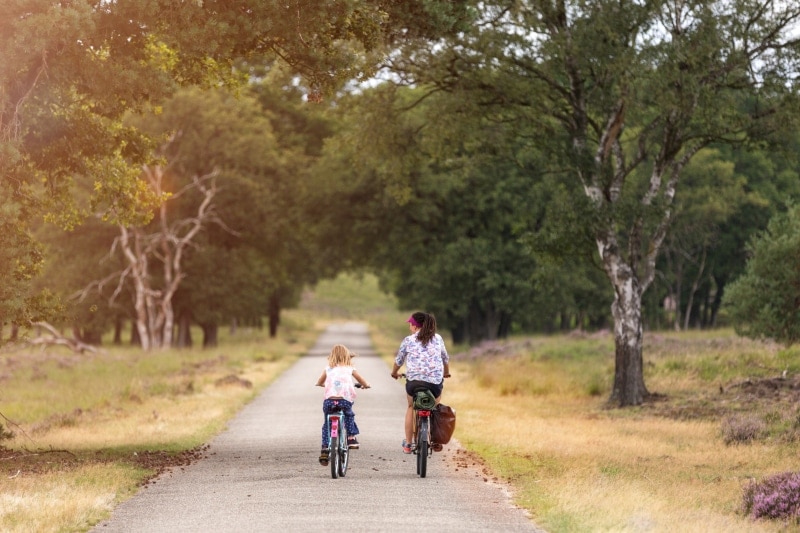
xmin=323 ymin=383 xmax=365 ymax=479
xmin=325 ymin=402 xmax=350 ymax=479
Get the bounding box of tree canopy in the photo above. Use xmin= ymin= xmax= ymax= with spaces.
xmin=0 ymin=0 xmax=471 ymax=334
xmin=327 ymin=0 xmax=800 ymax=405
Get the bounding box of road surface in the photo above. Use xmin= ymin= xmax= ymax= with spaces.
xmin=92 ymin=322 xmax=542 ymax=532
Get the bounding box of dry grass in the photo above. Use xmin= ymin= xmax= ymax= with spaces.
xmin=436 ymin=331 xmax=800 ymax=533
xmin=0 ymin=310 xmax=321 ymax=533
xmin=0 ymin=464 xmax=136 ymax=532
xmin=3 ymin=273 xmax=798 ymax=532
xmin=446 ymin=379 xmax=792 ymax=532
xmin=312 ymin=275 xmax=800 ymax=531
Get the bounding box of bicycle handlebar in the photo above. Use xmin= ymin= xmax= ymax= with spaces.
xmin=314 ymin=383 xmax=371 ymax=389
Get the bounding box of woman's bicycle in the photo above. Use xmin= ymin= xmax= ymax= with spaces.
xmin=399 ymin=374 xmax=438 ymax=478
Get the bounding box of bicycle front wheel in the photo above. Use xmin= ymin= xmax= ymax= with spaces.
xmin=338 ymin=424 xmax=349 ymax=477
xmin=417 ymin=418 xmax=429 ymax=478
xmin=330 ymin=431 xmax=341 ymax=479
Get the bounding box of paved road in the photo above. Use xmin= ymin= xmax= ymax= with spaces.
xmin=93 ymin=322 xmax=541 ymax=532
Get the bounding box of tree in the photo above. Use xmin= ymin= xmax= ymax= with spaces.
xmin=382 ymin=1 xmax=800 ymax=405
xmin=311 ymin=84 xmax=595 ymax=343
xmin=659 ymin=148 xmax=748 ymax=330
xmin=723 ymin=203 xmax=800 ymax=347
xmin=703 ymin=143 xmax=800 ymax=328
xmin=113 ymin=166 xmax=223 ymax=351
xmin=134 ymin=85 xmax=323 ymax=343
xmin=0 ymin=0 xmax=471 ymax=339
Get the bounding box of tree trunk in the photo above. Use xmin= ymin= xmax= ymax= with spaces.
xmin=450 ymin=320 xmax=466 ymax=344
xmin=176 ymin=312 xmax=193 ymax=348
xmin=683 ymin=247 xmax=707 ymax=330
xmin=130 ymin=324 xmax=141 ymax=347
xmin=268 ymin=293 xmax=280 ymax=338
xmin=608 ymin=272 xmax=649 ymax=406
xmin=113 ymin=318 xmax=123 ymax=345
xmin=709 ymin=274 xmax=726 ymax=328
xmin=497 ymin=312 xmax=512 ymax=339
xmin=81 ymin=327 xmax=103 ymax=345
xmin=201 ymin=323 xmax=218 ymax=348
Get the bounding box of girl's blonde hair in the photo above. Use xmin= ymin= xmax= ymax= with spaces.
xmin=328 ymin=344 xmax=353 ymax=367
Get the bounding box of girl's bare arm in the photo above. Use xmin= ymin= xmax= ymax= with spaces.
xmin=352 ymin=370 xmax=370 ymax=388
xmin=315 ymin=370 xmax=326 ymax=387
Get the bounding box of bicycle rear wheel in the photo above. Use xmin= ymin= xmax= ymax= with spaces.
xmin=330 ymin=428 xmax=341 ymax=479
xmin=417 ymin=418 xmax=429 ymax=478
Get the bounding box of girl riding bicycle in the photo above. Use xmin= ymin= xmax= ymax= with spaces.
xmin=390 ymin=312 xmax=450 ymax=453
xmin=315 ymin=344 xmax=370 ymax=465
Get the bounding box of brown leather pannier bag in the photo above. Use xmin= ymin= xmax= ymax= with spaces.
xmin=431 ymin=403 xmax=456 ymax=444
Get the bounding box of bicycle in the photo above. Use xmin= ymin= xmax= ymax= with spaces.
xmin=398 ymin=374 xmax=439 ymax=478
xmin=324 ymin=401 xmax=350 ymax=479
xmin=322 ymin=384 xmax=366 ymax=479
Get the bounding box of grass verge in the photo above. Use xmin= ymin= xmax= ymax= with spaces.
xmin=353 ymin=276 xmax=800 ymax=532
xmin=0 ymin=311 xmax=320 ymax=533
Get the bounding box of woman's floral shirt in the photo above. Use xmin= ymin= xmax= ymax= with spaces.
xmin=395 ymin=333 xmax=449 ymax=384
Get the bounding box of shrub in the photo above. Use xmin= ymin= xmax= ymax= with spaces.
xmin=742 ymin=471 xmax=800 ymax=522
xmin=721 ymin=414 xmax=765 ymax=445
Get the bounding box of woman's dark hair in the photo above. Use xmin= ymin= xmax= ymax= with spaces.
xmin=413 ymin=312 xmax=437 ymax=346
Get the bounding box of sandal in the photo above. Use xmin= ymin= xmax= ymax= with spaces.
xmin=318 ymin=449 xmax=329 ymax=466
xmin=347 ymin=436 xmax=360 ymax=449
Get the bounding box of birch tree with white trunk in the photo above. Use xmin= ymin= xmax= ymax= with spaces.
xmin=384 ymin=0 xmax=800 ymax=405
xmin=518 ymin=1 xmax=800 ymax=405
xmin=111 ymin=165 xmax=223 ymax=351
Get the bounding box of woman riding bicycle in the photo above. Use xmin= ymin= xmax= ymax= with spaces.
xmin=390 ymin=311 xmax=450 ymax=454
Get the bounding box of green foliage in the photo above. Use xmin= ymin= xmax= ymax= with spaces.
xmin=0 ymin=0 xmax=469 ymax=335
xmin=724 ymin=204 xmax=800 ymax=346
xmin=312 ymin=81 xmax=614 ymax=342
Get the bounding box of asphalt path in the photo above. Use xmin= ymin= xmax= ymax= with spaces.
xmin=92 ymin=322 xmax=542 ymax=532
